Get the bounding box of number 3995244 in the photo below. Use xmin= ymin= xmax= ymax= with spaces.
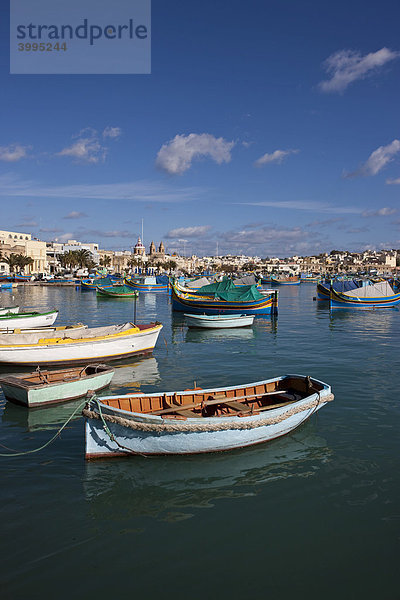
xmin=18 ymin=42 xmax=67 ymax=51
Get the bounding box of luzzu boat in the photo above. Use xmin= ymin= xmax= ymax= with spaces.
xmin=83 ymin=374 xmax=334 ymax=458
xmin=125 ymin=276 xmax=170 ymax=292
xmin=270 ymin=275 xmax=300 ymax=285
xmin=81 ymin=276 xmax=115 ymax=290
xmin=0 ymin=322 xmax=163 ymax=366
xmin=330 ymin=281 xmax=400 ymax=309
xmin=317 ymin=278 xmax=362 ymax=300
xmin=96 ymin=285 xmax=139 ymax=298
xmin=171 ymin=281 xmax=278 ymax=315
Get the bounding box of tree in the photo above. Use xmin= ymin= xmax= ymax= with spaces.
xmin=2 ymin=253 xmax=23 ymax=273
xmin=18 ymin=255 xmax=34 ymax=273
xmin=74 ymin=249 xmax=93 ymax=269
xmin=100 ymin=256 xmax=112 ymax=267
xmin=59 ymin=251 xmax=79 ymax=270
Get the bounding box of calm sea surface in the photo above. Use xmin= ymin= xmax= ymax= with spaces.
xmin=1 ymin=284 xmax=399 ymax=599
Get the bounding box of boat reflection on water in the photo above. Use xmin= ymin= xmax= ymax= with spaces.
xmin=110 ymin=357 xmax=160 ymax=391
xmin=2 ymin=396 xmax=85 ymax=432
xmin=84 ymin=425 xmax=331 ymax=522
xmin=171 ymin=313 xmax=277 ymax=344
xmin=1 ymin=357 xmax=160 ymax=432
xmin=185 ymin=326 xmax=256 ymax=343
xmin=328 ymin=307 xmax=396 ymax=338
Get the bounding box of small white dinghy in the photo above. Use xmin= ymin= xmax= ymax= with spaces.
xmin=0 ymin=306 xmax=19 ymax=316
xmin=0 ymin=309 xmax=58 ymax=330
xmin=84 ymin=374 xmax=334 ymax=459
xmin=184 ymin=313 xmax=255 ymax=329
xmin=0 ymin=364 xmax=114 ymax=408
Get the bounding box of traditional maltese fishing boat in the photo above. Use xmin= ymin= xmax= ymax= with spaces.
xmin=96 ymin=285 xmax=139 ymax=298
xmin=171 ymin=281 xmax=278 ymax=315
xmin=0 ymin=309 xmax=58 ymax=330
xmin=317 ymin=278 xmax=362 ymax=300
xmin=270 ymin=275 xmax=300 ymax=285
xmin=0 ymin=322 xmax=162 ymax=366
xmin=83 ymin=374 xmax=333 ymax=458
xmin=125 ymin=276 xmax=170 ymax=293
xmin=0 ymin=364 xmax=115 ymax=408
xmin=330 ymin=281 xmax=400 ymax=309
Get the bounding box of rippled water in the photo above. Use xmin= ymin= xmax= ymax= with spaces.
xmin=1 ymin=284 xmax=399 ymax=599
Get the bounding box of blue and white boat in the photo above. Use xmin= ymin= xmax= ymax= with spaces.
xmin=184 ymin=313 xmax=255 ymax=328
xmin=84 ymin=374 xmax=334 ymax=458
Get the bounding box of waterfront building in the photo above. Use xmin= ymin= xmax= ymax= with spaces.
xmin=0 ymin=229 xmax=47 ymax=274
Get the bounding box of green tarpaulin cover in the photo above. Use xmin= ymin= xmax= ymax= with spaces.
xmin=194 ymin=277 xmax=265 ymax=301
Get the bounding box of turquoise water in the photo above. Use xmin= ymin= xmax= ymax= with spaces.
xmin=1 ymin=285 xmax=399 ymax=599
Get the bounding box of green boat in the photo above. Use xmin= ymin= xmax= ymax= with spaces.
xmin=96 ymin=285 xmax=139 ymax=298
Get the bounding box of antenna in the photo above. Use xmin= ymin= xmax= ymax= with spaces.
xmin=141 ymin=218 xmax=144 ymax=244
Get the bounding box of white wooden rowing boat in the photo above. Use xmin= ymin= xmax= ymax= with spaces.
xmin=84 ymin=374 xmax=333 ymax=458
xmin=0 ymin=324 xmax=87 ymax=336
xmin=0 ymin=364 xmax=115 ymax=408
xmin=184 ymin=313 xmax=255 ymax=328
xmin=0 ymin=306 xmax=19 ymax=316
xmin=0 ymin=309 xmax=58 ymax=330
xmin=0 ymin=322 xmax=163 ymax=366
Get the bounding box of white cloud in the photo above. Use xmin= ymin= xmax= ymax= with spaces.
xmin=103 ymin=127 xmax=122 ymax=139
xmin=63 ymin=211 xmax=88 ymax=219
xmin=55 ymin=233 xmax=74 ymax=243
xmin=362 ymin=207 xmax=397 ymax=217
xmin=166 ymin=225 xmax=211 ymax=239
xmin=156 ymin=133 xmax=235 ymax=175
xmin=254 ymin=149 xmax=299 ymax=167
xmin=319 ymin=47 xmax=400 ymax=93
xmin=0 ymin=145 xmax=29 ymax=162
xmin=386 ymin=177 xmax=400 ymax=185
xmin=346 ymin=139 xmax=400 ymax=177
xmin=0 ymin=173 xmax=204 ymax=203
xmin=234 ymin=199 xmax=362 ymax=215
xmin=218 ymin=224 xmax=328 ymax=257
xmin=58 ymin=135 xmax=106 ymax=164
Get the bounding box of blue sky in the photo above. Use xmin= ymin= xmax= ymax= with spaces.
xmin=1 ymin=0 xmax=400 ymax=257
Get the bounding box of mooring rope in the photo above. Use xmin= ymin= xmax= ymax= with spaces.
xmin=0 ymin=398 xmax=88 ymax=457
xmin=83 ymin=393 xmax=334 ymax=434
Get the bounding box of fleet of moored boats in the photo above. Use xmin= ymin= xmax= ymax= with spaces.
xmin=1 ymin=271 xmax=399 ymax=458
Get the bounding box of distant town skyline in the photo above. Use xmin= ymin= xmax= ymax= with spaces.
xmin=1 ymin=0 xmax=400 ymax=257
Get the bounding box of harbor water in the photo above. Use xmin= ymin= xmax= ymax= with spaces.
xmin=1 ymin=284 xmax=399 ymax=599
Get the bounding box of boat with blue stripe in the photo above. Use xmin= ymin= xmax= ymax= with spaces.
xmin=125 ymin=275 xmax=170 ymax=293
xmin=171 ymin=283 xmax=278 ymax=315
xmin=330 ymin=281 xmax=400 ymax=309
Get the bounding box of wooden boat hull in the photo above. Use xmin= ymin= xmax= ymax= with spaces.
xmin=96 ymin=286 xmax=138 ymax=298
xmin=317 ymin=282 xmax=330 ymax=300
xmin=184 ymin=313 xmax=255 ymax=328
xmin=0 ymin=306 xmax=19 ymax=316
xmin=0 ymin=323 xmax=162 ymax=366
xmin=84 ymin=375 xmax=333 ymax=458
xmin=125 ymin=280 xmax=169 ymax=293
xmin=330 ymin=288 xmax=400 ymax=309
xmin=171 ymin=286 xmax=278 ymax=315
xmin=0 ymin=365 xmax=114 ymax=408
xmin=80 ymin=280 xmax=97 ymax=290
xmin=271 ymin=278 xmax=300 ymax=285
xmin=0 ymin=309 xmax=58 ymax=329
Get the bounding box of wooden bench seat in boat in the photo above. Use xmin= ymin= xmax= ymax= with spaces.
xmin=150 ymin=389 xmax=293 ymax=417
